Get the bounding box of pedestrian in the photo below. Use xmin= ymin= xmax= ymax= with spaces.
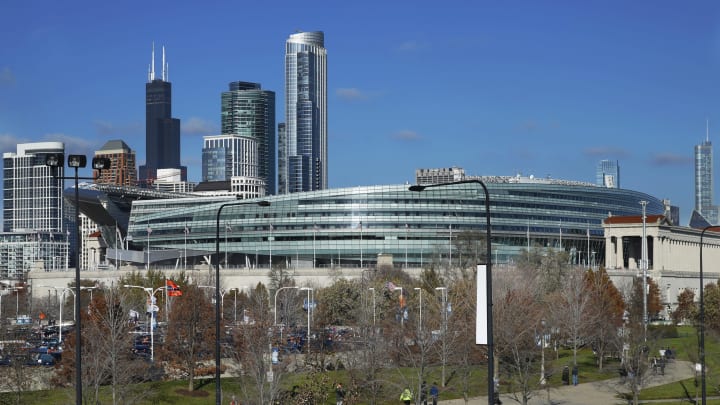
xmin=430 ymin=382 xmax=439 ymax=405
xmin=420 ymin=381 xmax=428 ymax=405
xmin=335 ymin=382 xmax=345 ymax=405
xmin=561 ymin=365 xmax=569 ymax=385
xmin=400 ymin=387 xmax=413 ymax=405
xmin=229 ymin=395 xmax=238 ymax=405
xmin=572 ymin=364 xmax=579 ymax=386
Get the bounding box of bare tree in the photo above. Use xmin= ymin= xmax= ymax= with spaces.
xmin=585 ymin=267 xmax=625 ymax=370
xmin=163 ymin=284 xmax=215 ymax=391
xmin=231 ymin=283 xmax=283 ymax=405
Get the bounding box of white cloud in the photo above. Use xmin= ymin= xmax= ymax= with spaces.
xmin=42 ymin=133 xmax=97 ymax=156
xmin=182 ymin=117 xmax=217 ymax=136
xmin=0 ymin=133 xmax=28 ymax=153
xmin=336 ymin=87 xmax=369 ymax=101
xmin=392 ymin=130 xmax=422 ymax=141
xmin=0 ymin=67 xmax=15 ymax=86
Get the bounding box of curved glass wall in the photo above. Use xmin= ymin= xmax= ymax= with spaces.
xmin=126 ymin=182 xmax=665 ymax=269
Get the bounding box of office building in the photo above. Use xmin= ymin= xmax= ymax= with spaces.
xmin=596 ymin=159 xmax=620 ymax=189
xmin=694 ymin=135 xmax=718 ymax=225
xmin=2 ymin=142 xmax=69 ymax=276
xmin=219 ymin=81 xmax=276 ymax=194
xmin=93 ymin=140 xmax=137 ymax=186
xmin=281 ymin=31 xmax=327 ymax=194
xmin=139 ymin=44 xmax=185 ymax=186
xmin=202 ymin=134 xmax=264 ymax=198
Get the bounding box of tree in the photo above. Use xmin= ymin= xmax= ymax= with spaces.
xmin=231 ymin=283 xmax=283 ymax=405
xmin=671 ymin=288 xmax=696 ymax=325
xmin=314 ymin=278 xmax=361 ymax=326
xmin=585 ymin=267 xmax=625 ymax=370
xmin=703 ymin=281 xmax=720 ymax=333
xmin=163 ymin=284 xmax=215 ymax=391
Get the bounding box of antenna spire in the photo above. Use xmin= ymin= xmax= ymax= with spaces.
xmin=162 ymin=46 xmax=166 ymax=81
xmin=150 ymin=42 xmax=156 ymax=82
xmin=707 ymin=118 xmax=710 ymax=143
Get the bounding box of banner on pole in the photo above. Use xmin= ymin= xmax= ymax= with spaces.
xmin=476 ymin=264 xmax=488 ymax=345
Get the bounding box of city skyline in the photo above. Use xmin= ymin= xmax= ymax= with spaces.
xmin=2 ymin=1 xmax=720 ymax=225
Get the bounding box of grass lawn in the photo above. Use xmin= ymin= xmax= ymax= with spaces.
xmin=8 ymin=326 xmax=720 ymax=404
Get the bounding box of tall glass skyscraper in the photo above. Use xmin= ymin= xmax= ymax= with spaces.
xmin=217 ymin=81 xmax=276 ymax=194
xmin=281 ymin=31 xmax=327 ymax=194
xmin=139 ymin=44 xmax=185 ymax=186
xmin=695 ymin=138 xmax=717 ymax=224
xmin=596 ymin=159 xmax=620 ymax=188
xmin=2 ymin=142 xmax=65 ymax=232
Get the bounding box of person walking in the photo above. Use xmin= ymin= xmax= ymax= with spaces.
xmin=335 ymin=382 xmax=345 ymax=405
xmin=400 ymin=387 xmax=413 ymax=404
xmin=430 ymin=382 xmax=439 ymax=405
xmin=420 ymin=381 xmax=428 ymax=405
xmin=571 ymin=364 xmax=579 ymax=386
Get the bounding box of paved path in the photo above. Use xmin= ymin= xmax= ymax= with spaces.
xmin=439 ymin=360 xmax=696 ymax=405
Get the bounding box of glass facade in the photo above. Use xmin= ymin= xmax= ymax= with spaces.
xmin=694 ymin=140 xmax=717 ymax=224
xmin=220 ymin=81 xmax=276 ymax=194
xmin=282 ymin=31 xmax=327 ymax=194
xmin=124 ymin=181 xmax=665 ymax=268
xmin=595 ymin=159 xmax=620 ymax=188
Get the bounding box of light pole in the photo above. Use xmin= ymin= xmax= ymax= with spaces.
xmin=200 ymin=286 xmax=228 ymax=319
xmin=225 ymin=222 xmax=231 ymax=268
xmin=45 ymin=153 xmax=110 ymax=405
xmin=698 ymin=225 xmax=720 ymax=405
xmin=300 ymin=287 xmax=313 ymax=351
xmin=410 ymin=179 xmax=493 ymax=404
xmin=369 ymin=287 xmax=376 ymax=326
xmin=122 ymin=285 xmax=164 ymax=362
xmin=414 ymin=287 xmax=423 ymax=335
xmin=12 ymin=287 xmax=23 ymax=318
xmin=214 ymin=198 xmax=270 ymax=405
xmin=640 ymin=200 xmax=648 ymax=342
xmin=435 ymin=286 xmax=448 ymax=386
xmin=38 ymin=286 xmax=75 ymax=342
xmin=393 ymin=286 xmax=404 ymax=326
xmin=540 ymin=319 xmax=546 ymax=386
xmin=274 ymin=286 xmax=299 ymax=326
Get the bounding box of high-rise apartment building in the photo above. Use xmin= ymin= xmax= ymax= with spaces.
xmin=139 ymin=44 xmax=185 ymax=186
xmin=280 ymin=31 xmax=327 ymax=194
xmin=93 ymin=140 xmax=137 ymax=186
xmin=695 ymin=136 xmax=717 ymax=224
xmin=3 ymin=142 xmax=65 ymax=232
xmin=219 ymin=81 xmax=275 ymax=194
xmin=596 ymin=160 xmax=620 ymax=188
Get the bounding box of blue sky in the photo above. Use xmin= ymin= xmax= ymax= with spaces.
xmin=2 ymin=1 xmax=720 ymax=225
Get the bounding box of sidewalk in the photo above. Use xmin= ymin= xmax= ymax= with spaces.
xmin=439 ymin=360 xmax=695 ymax=405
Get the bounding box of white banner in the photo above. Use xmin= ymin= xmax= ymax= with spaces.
xmin=476 ymin=264 xmax=488 ymax=345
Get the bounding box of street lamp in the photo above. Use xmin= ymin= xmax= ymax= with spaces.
xmin=213 ymin=198 xmax=270 ymax=405
xmin=46 ymin=153 xmax=110 ymax=405
xmin=540 ymin=319 xmax=547 ymax=386
xmin=122 ymin=285 xmax=164 ymax=362
xmin=410 ymin=179 xmax=493 ymax=404
xmin=640 ymin=200 xmax=648 ymax=342
xmin=414 ymin=287 xmax=423 ymax=334
xmin=274 ymin=286 xmax=299 ymax=326
xmin=38 ymin=286 xmax=76 ymax=343
xmin=12 ymin=287 xmax=24 ymax=318
xmin=393 ymin=286 xmax=404 ymax=326
xmin=698 ymin=225 xmax=720 ymax=405
xmin=368 ymin=287 xmax=376 ymax=326
xmin=435 ymin=286 xmax=448 ymax=386
xmin=300 ymin=287 xmax=314 ymax=352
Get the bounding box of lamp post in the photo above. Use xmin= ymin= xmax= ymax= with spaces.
xmin=540 ymin=319 xmax=546 ymax=386
xmin=414 ymin=287 xmax=423 ymax=335
xmin=393 ymin=286 xmax=404 ymax=326
xmin=435 ymin=286 xmax=448 ymax=386
xmin=698 ymin=225 xmax=720 ymax=405
xmin=213 ymin=199 xmax=269 ymax=405
xmin=122 ymin=285 xmax=164 ymax=362
xmin=640 ymin=200 xmax=648 ymax=342
xmin=12 ymin=287 xmax=23 ymax=318
xmin=38 ymin=286 xmax=75 ymax=342
xmin=274 ymin=286 xmax=299 ymax=326
xmin=410 ymin=179 xmax=493 ymax=404
xmin=300 ymin=287 xmax=314 ymax=352
xmin=47 ymin=153 xmax=110 ymax=405
xmin=368 ymin=287 xmax=376 ymax=326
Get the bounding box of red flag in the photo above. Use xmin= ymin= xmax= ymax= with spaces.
xmin=166 ymin=280 xmax=182 ymax=297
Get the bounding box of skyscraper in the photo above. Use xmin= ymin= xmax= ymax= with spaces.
xmin=93 ymin=140 xmax=137 ymax=186
xmin=596 ymin=160 xmax=620 ymax=188
xmin=3 ymin=142 xmax=65 ymax=232
xmin=139 ymin=44 xmax=185 ymax=186
xmin=695 ymin=132 xmax=717 ymax=224
xmin=218 ymin=81 xmax=276 ymax=194
xmin=281 ymin=31 xmax=327 ymax=194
